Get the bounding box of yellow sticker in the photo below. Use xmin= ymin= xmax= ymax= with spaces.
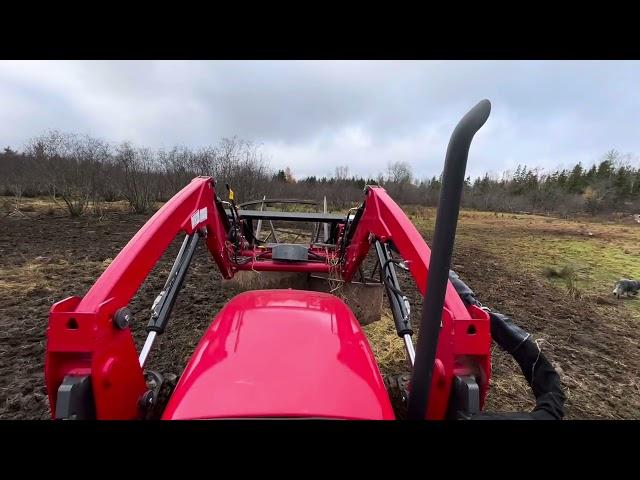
xmin=228 ymin=189 xmax=235 ymax=201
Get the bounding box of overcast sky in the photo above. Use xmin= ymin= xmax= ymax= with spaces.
xmin=1 ymin=60 xmax=638 ymax=180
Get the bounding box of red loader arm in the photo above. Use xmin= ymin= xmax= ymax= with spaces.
xmin=45 ymin=177 xmax=232 ymax=419
xmin=340 ymin=186 xmax=491 ymax=419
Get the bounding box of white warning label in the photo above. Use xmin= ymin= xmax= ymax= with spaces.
xmin=199 ymin=207 xmax=208 ymax=223
xmin=191 ymin=207 xmax=208 ymax=230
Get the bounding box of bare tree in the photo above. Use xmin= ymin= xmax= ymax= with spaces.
xmin=334 ymin=165 xmax=350 ymax=181
xmin=159 ymin=145 xmax=196 ymax=197
xmin=25 ymin=131 xmax=109 ymax=217
xmin=209 ymin=137 xmax=270 ymax=203
xmin=1 ymin=148 xmax=32 ymax=217
xmin=386 ymin=161 xmax=413 ymax=184
xmin=115 ymin=142 xmax=157 ymax=214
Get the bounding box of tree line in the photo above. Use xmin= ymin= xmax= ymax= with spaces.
xmin=463 ymin=150 xmax=640 ymax=216
xmin=1 ymin=130 xmax=638 ymax=217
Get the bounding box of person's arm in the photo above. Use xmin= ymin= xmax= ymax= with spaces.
xmin=448 ymin=270 xmax=566 ymax=420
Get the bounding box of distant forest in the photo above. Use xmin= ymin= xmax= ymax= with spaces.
xmin=1 ymin=130 xmax=639 ymax=217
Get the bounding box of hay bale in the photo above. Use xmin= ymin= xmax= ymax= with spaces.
xmin=221 ymin=270 xmax=310 ymax=292
xmin=221 ymin=271 xmax=384 ymax=326
xmin=308 ymin=275 xmax=383 ymax=325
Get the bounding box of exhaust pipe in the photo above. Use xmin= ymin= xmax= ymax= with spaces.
xmin=407 ymin=99 xmax=491 ymax=420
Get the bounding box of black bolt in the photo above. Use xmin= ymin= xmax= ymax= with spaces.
xmin=113 ymin=307 xmax=132 ymax=330
xmin=140 ymin=390 xmax=154 ymax=410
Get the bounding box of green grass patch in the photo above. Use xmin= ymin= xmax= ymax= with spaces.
xmin=404 ymin=206 xmax=640 ymax=316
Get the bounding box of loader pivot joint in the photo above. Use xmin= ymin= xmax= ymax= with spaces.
xmin=113 ymin=307 xmax=132 ymax=330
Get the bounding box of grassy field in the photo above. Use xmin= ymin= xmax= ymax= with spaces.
xmin=450 ymin=210 xmax=640 ymax=306
xmin=411 ymin=207 xmax=640 ymax=417
xmin=367 ymin=206 xmax=640 ymax=418
xmin=2 ymin=196 xmax=640 ymax=419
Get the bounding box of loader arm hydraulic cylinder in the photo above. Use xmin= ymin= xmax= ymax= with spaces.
xmin=140 ymin=230 xmax=201 ymax=367
xmin=374 ymin=240 xmax=415 ymax=365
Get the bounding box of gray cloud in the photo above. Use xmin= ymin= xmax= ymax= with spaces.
xmin=1 ymin=60 xmax=639 ymax=180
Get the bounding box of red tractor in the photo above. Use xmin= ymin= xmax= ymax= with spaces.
xmin=44 ymin=100 xmax=565 ymax=420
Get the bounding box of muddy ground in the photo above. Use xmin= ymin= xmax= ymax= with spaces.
xmin=1 ymin=209 xmax=639 ymax=419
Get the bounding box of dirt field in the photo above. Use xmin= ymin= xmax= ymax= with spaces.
xmin=1 ymin=200 xmax=639 ymax=419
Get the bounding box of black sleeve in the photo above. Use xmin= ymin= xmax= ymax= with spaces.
xmin=472 ymin=322 xmax=566 ymax=420
xmin=448 ymin=270 xmax=566 ymax=420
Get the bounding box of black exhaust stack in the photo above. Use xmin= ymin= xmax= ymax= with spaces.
xmin=407 ymin=99 xmax=491 ymax=420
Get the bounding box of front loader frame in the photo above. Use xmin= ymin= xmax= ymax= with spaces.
xmin=45 ymin=100 xmax=493 ymax=420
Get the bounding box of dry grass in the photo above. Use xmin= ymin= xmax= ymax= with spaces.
xmin=0 ymin=195 xmax=161 ymax=218
xmin=361 ymin=309 xmax=409 ymax=376
xmin=542 ymin=265 xmax=582 ymax=299
xmin=0 ymin=257 xmax=113 ymax=307
xmin=543 ymin=264 xmax=576 ymax=279
xmin=483 ymin=346 xmax=536 ymax=412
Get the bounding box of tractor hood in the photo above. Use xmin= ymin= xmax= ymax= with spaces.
xmin=162 ymin=289 xmax=395 ymax=419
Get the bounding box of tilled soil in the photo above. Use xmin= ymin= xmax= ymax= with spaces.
xmin=1 ymin=211 xmax=638 ymax=419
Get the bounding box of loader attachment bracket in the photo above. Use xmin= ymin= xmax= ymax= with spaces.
xmin=447 ymin=375 xmax=480 ymax=420
xmin=55 ymin=375 xmax=95 ymax=420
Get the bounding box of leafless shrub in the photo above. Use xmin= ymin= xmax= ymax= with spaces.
xmin=24 ymin=131 xmax=110 ymax=217
xmin=115 ymin=142 xmax=156 ymax=214
xmin=543 ymin=265 xmax=582 ymax=299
